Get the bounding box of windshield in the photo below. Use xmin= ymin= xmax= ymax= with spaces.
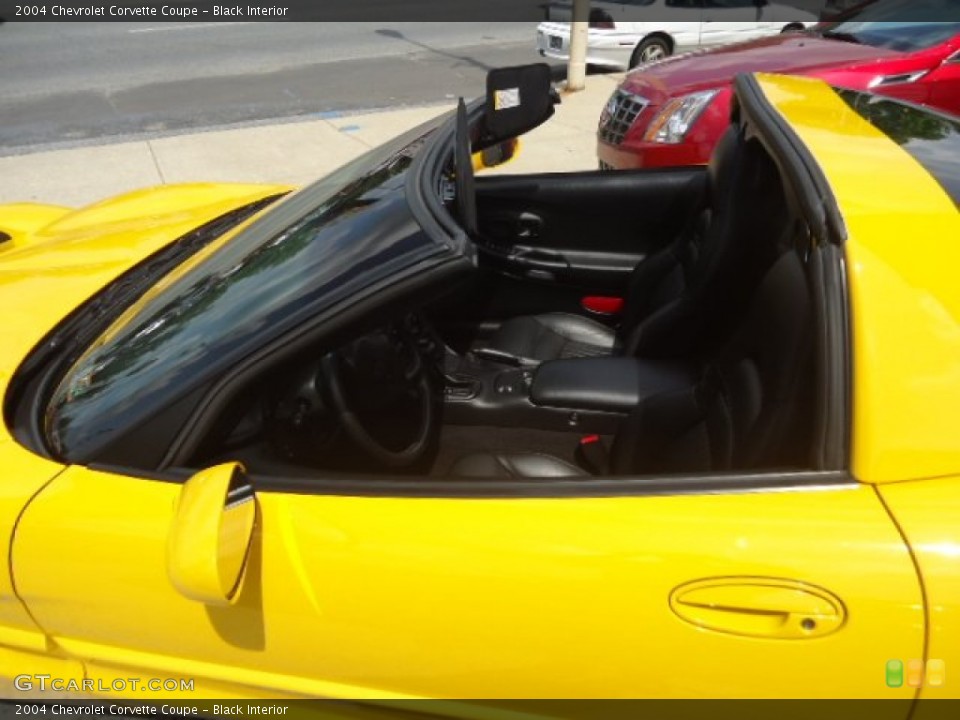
xmin=46 ymin=117 xmax=449 ymax=463
xmin=836 ymin=87 xmax=960 ymax=207
xmin=823 ymin=1 xmax=960 ymax=52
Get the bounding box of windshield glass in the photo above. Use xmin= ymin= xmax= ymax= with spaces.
xmin=46 ymin=117 xmax=448 ymax=462
xmin=824 ymin=1 xmax=960 ymax=51
xmin=836 ymin=88 xmax=960 ymax=207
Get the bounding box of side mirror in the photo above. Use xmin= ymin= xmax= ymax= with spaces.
xmin=480 ymin=64 xmax=557 ymax=146
xmin=167 ymin=462 xmax=257 ymax=606
xmin=472 ymin=138 xmax=520 ymax=171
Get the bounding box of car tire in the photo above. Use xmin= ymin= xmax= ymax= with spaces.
xmin=630 ymin=36 xmax=671 ymax=68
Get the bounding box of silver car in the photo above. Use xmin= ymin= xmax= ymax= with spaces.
xmin=537 ymin=0 xmax=817 ymax=69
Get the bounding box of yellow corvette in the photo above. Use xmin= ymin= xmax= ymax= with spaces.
xmin=0 ymin=66 xmax=959 ymax=706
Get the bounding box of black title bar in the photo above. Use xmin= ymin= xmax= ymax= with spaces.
xmin=1 ymin=1 xmax=958 ymax=23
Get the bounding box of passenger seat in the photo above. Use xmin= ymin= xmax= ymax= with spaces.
xmin=477 ymin=127 xmax=750 ymax=365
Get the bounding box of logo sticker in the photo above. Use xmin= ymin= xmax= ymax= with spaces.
xmin=494 ymin=88 xmax=521 ymax=111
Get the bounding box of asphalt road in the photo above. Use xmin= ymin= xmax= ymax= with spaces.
xmin=0 ymin=22 xmax=544 ymax=154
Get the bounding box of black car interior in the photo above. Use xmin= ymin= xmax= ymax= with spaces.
xmin=434 ymin=165 xmax=705 ymax=352
xmin=188 ymin=67 xmax=820 ymax=482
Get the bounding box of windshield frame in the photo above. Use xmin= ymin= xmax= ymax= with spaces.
xmin=30 ymin=110 xmax=464 ymax=467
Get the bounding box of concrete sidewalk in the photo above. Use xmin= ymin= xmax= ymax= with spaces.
xmin=0 ymin=74 xmax=623 ymax=209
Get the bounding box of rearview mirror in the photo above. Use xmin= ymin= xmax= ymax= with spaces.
xmin=167 ymin=462 xmax=257 ymax=606
xmin=480 ymin=64 xmax=558 ymax=147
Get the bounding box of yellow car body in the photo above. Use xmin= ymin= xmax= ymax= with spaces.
xmin=0 ymin=73 xmax=958 ymax=704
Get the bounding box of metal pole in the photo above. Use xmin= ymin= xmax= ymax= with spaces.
xmin=567 ymin=0 xmax=590 ymax=92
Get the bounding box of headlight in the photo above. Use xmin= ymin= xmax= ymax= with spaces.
xmin=644 ymin=89 xmax=720 ymax=144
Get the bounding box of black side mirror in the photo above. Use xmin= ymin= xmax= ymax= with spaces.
xmin=479 ymin=64 xmax=558 ymax=148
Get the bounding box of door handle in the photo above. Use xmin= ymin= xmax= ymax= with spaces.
xmin=670 ymin=577 xmax=846 ymax=639
xmin=511 ymin=248 xmax=570 ymax=281
xmin=515 ymin=212 xmax=543 ymax=240
xmin=511 ymin=247 xmax=570 ymax=270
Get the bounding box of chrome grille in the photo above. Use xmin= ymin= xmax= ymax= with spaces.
xmin=598 ymin=89 xmax=648 ymax=146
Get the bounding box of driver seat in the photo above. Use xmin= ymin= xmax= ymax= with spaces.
xmin=451 ymin=249 xmax=813 ymax=478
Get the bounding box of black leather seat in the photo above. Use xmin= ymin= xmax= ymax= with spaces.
xmin=479 ymin=127 xmax=749 ymax=365
xmin=451 ymin=249 xmax=813 ymax=478
xmin=450 ymin=452 xmax=588 ymax=479
xmin=481 ymin=312 xmax=620 ymax=362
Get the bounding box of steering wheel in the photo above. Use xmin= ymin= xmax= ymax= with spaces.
xmin=320 ymin=323 xmax=435 ymax=468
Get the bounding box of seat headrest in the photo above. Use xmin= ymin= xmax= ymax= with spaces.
xmin=720 ymin=249 xmax=814 ymax=468
xmin=706 ymin=127 xmax=745 ymax=208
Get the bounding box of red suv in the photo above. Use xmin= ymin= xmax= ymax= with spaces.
xmin=598 ymin=1 xmax=960 ymax=170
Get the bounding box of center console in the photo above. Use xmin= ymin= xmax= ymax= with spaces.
xmin=440 ymin=353 xmax=696 ymax=435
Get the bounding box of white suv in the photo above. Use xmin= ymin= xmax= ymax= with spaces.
xmin=537 ymin=0 xmax=817 ymax=69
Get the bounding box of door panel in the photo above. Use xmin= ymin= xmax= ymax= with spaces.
xmin=472 ymin=167 xmax=705 ymax=319
xmin=13 ymin=466 xmax=923 ymax=700
xmin=477 ymin=168 xmax=704 ymax=261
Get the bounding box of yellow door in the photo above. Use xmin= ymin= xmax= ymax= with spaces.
xmin=11 ymin=465 xmax=923 ymax=701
